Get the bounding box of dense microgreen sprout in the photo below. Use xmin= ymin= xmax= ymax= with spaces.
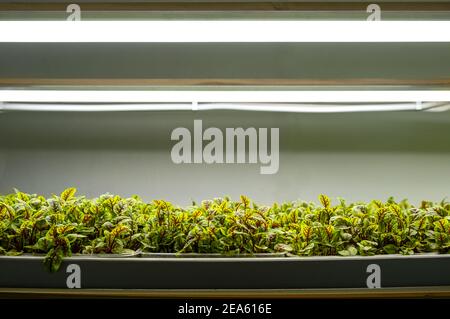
xmin=0 ymin=188 xmax=449 ymax=272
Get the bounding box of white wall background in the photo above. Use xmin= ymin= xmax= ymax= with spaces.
xmin=0 ymin=110 xmax=449 ymax=205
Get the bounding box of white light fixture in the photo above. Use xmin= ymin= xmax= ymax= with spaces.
xmin=198 ymin=102 xmax=435 ymax=113
xmin=0 ymin=21 xmax=449 ymax=42
xmin=0 ymin=90 xmax=449 ymax=113
xmin=1 ymin=90 xmax=450 ymax=103
xmin=0 ymin=103 xmax=193 ymax=112
xmin=0 ymin=102 xmax=441 ymax=113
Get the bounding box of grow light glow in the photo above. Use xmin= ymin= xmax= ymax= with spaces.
xmin=0 ymin=102 xmax=439 ymax=113
xmin=1 ymin=90 xmax=450 ymax=103
xmin=0 ymin=21 xmax=449 ymax=42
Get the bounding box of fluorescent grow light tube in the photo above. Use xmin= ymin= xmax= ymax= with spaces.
xmin=0 ymin=21 xmax=449 ymax=42
xmin=199 ymin=103 xmax=425 ymax=113
xmin=1 ymin=90 xmax=450 ymax=103
xmin=1 ymin=102 xmax=447 ymax=113
xmin=0 ymin=102 xmax=430 ymax=113
xmin=0 ymin=103 xmax=192 ymax=112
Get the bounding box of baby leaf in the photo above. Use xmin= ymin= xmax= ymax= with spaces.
xmin=319 ymin=194 xmax=331 ymax=209
xmin=0 ymin=188 xmax=449 ymax=272
xmin=0 ymin=203 xmax=15 ymax=220
xmin=240 ymin=195 xmax=250 ymax=209
xmin=60 ymin=187 xmax=77 ymax=202
xmin=338 ymin=246 xmax=357 ymax=256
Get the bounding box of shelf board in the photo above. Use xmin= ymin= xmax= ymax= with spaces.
xmin=1 ymin=78 xmax=450 ymax=88
xmin=1 ymin=2 xmax=450 ymax=12
xmin=1 ymin=287 xmax=450 ymax=299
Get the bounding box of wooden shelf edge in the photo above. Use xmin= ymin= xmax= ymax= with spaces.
xmin=1 ymin=287 xmax=450 ymax=299
xmin=1 ymin=78 xmax=450 ymax=87
xmin=1 ymin=2 xmax=450 ymax=12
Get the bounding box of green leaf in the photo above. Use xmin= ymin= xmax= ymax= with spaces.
xmin=340 ymin=232 xmax=352 ymax=241
xmin=338 ymin=250 xmax=350 ymax=256
xmin=14 ymin=189 xmax=30 ymax=202
xmin=348 ymin=246 xmax=358 ymax=256
xmin=338 ymin=246 xmax=357 ymax=256
xmin=66 ymin=234 xmax=87 ymax=241
xmin=5 ymin=250 xmax=22 ymax=256
xmin=383 ymin=244 xmax=398 ymax=254
xmin=240 ymin=195 xmax=250 ymax=208
xmin=44 ymin=248 xmax=64 ymax=273
xmin=0 ymin=203 xmax=15 ymax=219
xmin=274 ymin=243 xmax=293 ymax=252
xmin=61 ymin=187 xmax=77 ymax=201
xmin=319 ymin=194 xmax=331 ymax=209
